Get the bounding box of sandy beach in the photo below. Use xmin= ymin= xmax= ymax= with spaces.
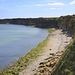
xmin=19 ymin=29 xmax=72 ymax=75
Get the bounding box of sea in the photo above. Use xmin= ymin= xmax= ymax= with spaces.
xmin=0 ymin=24 xmax=48 ymax=70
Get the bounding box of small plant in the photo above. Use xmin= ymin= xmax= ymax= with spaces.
xmin=25 ymin=58 xmax=29 ymax=63
xmin=12 ymin=71 xmax=19 ymax=75
xmin=50 ymin=53 xmax=54 ymax=55
xmin=45 ymin=57 xmax=52 ymax=60
xmin=50 ymin=49 xmax=52 ymax=50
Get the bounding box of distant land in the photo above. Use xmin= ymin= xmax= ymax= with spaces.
xmin=0 ymin=15 xmax=75 ymax=31
xmin=0 ymin=17 xmax=59 ymax=28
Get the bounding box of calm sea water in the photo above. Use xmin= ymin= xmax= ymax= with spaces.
xmin=0 ymin=24 xmax=48 ymax=70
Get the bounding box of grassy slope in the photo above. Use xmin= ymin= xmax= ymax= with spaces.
xmin=0 ymin=28 xmax=54 ymax=75
xmin=53 ymin=40 xmax=75 ymax=75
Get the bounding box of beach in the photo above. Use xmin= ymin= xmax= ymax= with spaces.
xmin=19 ymin=29 xmax=72 ymax=75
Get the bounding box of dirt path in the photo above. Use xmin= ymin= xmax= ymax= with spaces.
xmin=19 ymin=29 xmax=72 ymax=75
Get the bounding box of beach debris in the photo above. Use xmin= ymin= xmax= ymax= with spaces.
xmin=34 ymin=50 xmax=64 ymax=75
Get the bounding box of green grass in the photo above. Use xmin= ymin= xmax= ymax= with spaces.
xmin=0 ymin=28 xmax=54 ymax=75
xmin=52 ymin=40 xmax=75 ymax=75
xmin=50 ymin=53 xmax=54 ymax=55
xmin=48 ymin=28 xmax=55 ymax=33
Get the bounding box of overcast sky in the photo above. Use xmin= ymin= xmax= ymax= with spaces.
xmin=0 ymin=0 xmax=75 ymax=19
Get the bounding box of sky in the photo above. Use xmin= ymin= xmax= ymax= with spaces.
xmin=0 ymin=0 xmax=75 ymax=19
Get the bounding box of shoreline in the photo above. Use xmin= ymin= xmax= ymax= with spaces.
xmin=0 ymin=28 xmax=54 ymax=75
xmin=0 ymin=28 xmax=72 ymax=75
xmin=0 ymin=24 xmax=48 ymax=71
xmin=19 ymin=29 xmax=72 ymax=75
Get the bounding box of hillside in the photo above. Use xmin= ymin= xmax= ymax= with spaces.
xmin=53 ymin=40 xmax=75 ymax=75
xmin=52 ymin=15 xmax=75 ymax=75
xmin=58 ymin=15 xmax=75 ymax=38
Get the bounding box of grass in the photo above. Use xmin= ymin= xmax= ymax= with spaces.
xmin=52 ymin=40 xmax=75 ymax=75
xmin=48 ymin=28 xmax=55 ymax=33
xmin=0 ymin=28 xmax=54 ymax=75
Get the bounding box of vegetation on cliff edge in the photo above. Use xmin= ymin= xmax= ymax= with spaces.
xmin=53 ymin=40 xmax=75 ymax=75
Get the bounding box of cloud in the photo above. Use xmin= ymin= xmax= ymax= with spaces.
xmin=17 ymin=5 xmax=31 ymax=7
xmin=50 ymin=8 xmax=62 ymax=10
xmin=50 ymin=8 xmax=56 ymax=10
xmin=70 ymin=1 xmax=75 ymax=4
xmin=35 ymin=2 xmax=64 ymax=6
xmin=35 ymin=4 xmax=46 ymax=6
xmin=48 ymin=2 xmax=64 ymax=6
xmin=17 ymin=2 xmax=64 ymax=7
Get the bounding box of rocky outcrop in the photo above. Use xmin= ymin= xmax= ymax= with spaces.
xmin=34 ymin=51 xmax=63 ymax=75
xmin=0 ymin=18 xmax=58 ymax=28
xmin=58 ymin=15 xmax=75 ymax=38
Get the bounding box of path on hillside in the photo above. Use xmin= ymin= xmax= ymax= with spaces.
xmin=19 ymin=29 xmax=72 ymax=75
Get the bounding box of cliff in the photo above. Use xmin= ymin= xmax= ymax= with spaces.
xmin=52 ymin=15 xmax=75 ymax=75
xmin=0 ymin=18 xmax=59 ymax=28
xmin=58 ymin=15 xmax=75 ymax=37
xmin=0 ymin=15 xmax=75 ymax=36
xmin=53 ymin=40 xmax=75 ymax=75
